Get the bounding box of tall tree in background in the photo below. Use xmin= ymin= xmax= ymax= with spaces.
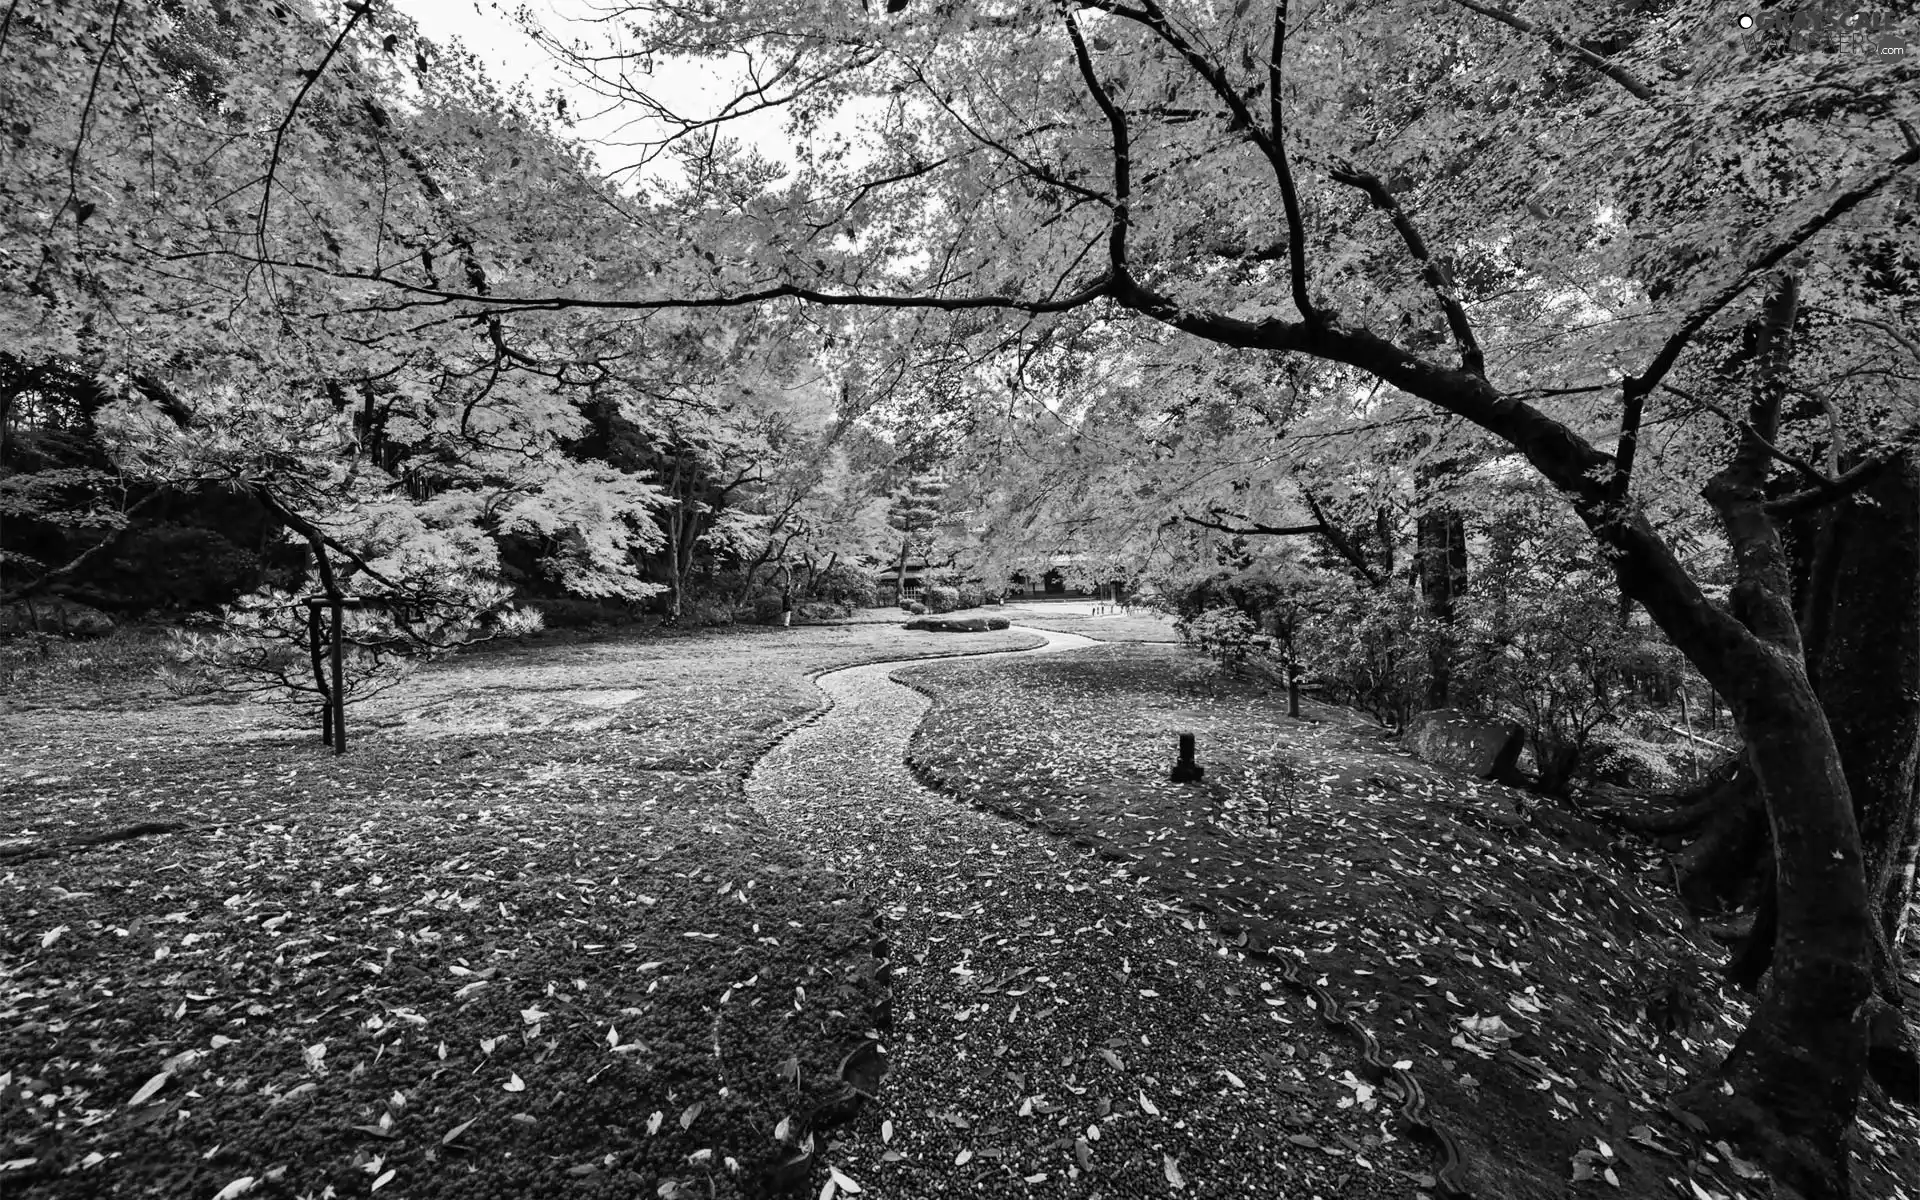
xmin=885 ymin=470 xmax=950 ymax=597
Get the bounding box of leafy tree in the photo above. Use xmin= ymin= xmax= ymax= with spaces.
xmin=883 ymin=469 xmax=952 ymax=596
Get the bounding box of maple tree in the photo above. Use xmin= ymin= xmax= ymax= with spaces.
xmin=1 ymin=1 xmax=683 ymax=739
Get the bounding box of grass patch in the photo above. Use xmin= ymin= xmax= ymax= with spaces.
xmin=0 ymin=626 xmax=182 ymax=707
xmin=0 ymin=622 xmax=1040 ymax=1199
xmin=990 ymin=602 xmax=1179 ymax=643
xmin=897 ymin=643 xmax=1920 ymax=1200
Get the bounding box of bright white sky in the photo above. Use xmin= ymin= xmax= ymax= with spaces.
xmin=395 ymin=0 xmax=793 ymax=180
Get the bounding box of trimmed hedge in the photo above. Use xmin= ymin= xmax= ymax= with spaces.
xmin=903 ymin=615 xmax=1011 ymax=632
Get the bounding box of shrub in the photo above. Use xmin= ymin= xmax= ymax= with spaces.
xmin=1 ymin=625 xmax=177 ymax=699
xmin=532 ymin=596 xmax=630 ymax=629
xmin=900 ymin=599 xmax=927 ymax=615
xmin=797 ymin=600 xmax=851 ymax=622
xmin=681 ymin=599 xmax=736 ymax=627
xmin=1175 ymin=606 xmax=1257 ymax=671
xmin=956 ymin=585 xmax=985 ymax=609
xmin=924 ymin=585 xmax=961 ymax=613
xmin=810 ymin=563 xmax=879 ymax=609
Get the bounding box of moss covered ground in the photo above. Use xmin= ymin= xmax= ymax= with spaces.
xmin=897 ymin=642 xmax=1920 ymax=1200
xmin=0 ymin=623 xmax=1037 ymax=1200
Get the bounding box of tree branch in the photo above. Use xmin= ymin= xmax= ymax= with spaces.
xmin=1702 ymin=271 xmax=1802 ymax=653
xmin=1767 ymin=430 xmax=1920 ymax=516
xmin=1269 ymin=0 xmax=1313 ymax=324
xmin=256 ymin=0 xmax=375 ymax=249
xmin=1301 ymin=488 xmax=1387 ymax=588
xmin=1183 ymin=509 xmax=1323 ymax=538
xmin=1064 ymin=10 xmax=1131 ymax=272
xmin=1328 ymin=162 xmax=1484 ymax=375
xmin=1115 ymin=0 xmax=1318 ymax=322
xmin=1447 ymin=0 xmax=1655 ymax=101
xmin=1666 ymin=383 xmax=1835 ymax=491
xmin=0 ymin=486 xmax=168 ymax=606
xmin=1615 ymin=141 xmax=1920 ymax=501
xmin=57 ymin=0 xmax=126 ymax=232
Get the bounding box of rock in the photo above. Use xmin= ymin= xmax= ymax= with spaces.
xmin=0 ymin=597 xmax=115 ymax=638
xmin=1405 ymin=708 xmax=1524 ymax=780
xmin=903 ymin=615 xmax=1011 ymax=632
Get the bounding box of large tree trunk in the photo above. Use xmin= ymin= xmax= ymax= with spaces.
xmin=1804 ymin=449 xmax=1920 ymax=1103
xmin=1667 ymin=276 xmax=1871 ymax=1198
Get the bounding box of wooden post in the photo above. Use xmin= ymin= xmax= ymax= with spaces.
xmin=1170 ymin=733 xmax=1204 ymax=783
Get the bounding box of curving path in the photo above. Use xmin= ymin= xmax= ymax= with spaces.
xmin=745 ymin=628 xmax=1429 ymax=1198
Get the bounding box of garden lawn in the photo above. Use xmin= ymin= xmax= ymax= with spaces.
xmin=0 ymin=622 xmax=1039 ymax=1200
xmin=986 ymin=601 xmax=1180 ymax=644
xmin=897 ymin=642 xmax=1920 ymax=1200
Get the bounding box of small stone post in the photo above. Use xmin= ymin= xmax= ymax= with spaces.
xmin=1170 ymin=732 xmax=1204 ymax=783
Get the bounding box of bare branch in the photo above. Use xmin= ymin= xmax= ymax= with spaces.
xmin=1614 ymin=140 xmax=1920 ymax=501
xmin=1064 ymin=10 xmax=1132 ymax=271
xmin=1328 ymin=162 xmax=1484 ymax=375
xmin=1447 ymin=0 xmax=1655 ymax=101
xmin=1113 ymin=0 xmax=1317 ymax=322
xmin=1767 ymin=428 xmax=1920 ymax=516
xmin=1269 ymin=0 xmax=1313 ymax=324
xmin=1183 ymin=509 xmax=1323 ymax=538
xmin=56 ymin=0 xmax=126 ymax=232
xmin=256 ymin=0 xmax=376 ymax=249
xmin=1665 ymin=383 xmax=1834 ymax=490
xmin=0 ymin=487 xmax=168 ymax=606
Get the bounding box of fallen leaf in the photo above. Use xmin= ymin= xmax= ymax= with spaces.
xmin=128 ymin=1071 xmax=171 ymax=1107
xmin=1164 ymin=1155 xmax=1185 ymax=1188
xmin=441 ymin=1118 xmax=477 ymax=1146
xmin=1138 ymin=1090 xmax=1160 ymax=1117
xmin=503 ymin=1074 xmax=525 ymax=1093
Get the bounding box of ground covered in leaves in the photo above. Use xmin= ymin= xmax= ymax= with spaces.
xmin=899 ymin=643 xmax=1920 ymax=1200
xmin=750 ymin=639 xmax=1438 ymax=1200
xmin=0 ymin=623 xmax=1037 ymax=1199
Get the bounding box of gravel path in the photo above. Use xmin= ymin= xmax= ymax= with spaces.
xmin=746 ymin=630 xmax=1429 ymax=1200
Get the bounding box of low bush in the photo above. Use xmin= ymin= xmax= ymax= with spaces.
xmin=0 ymin=624 xmax=181 ymax=699
xmin=924 ymin=585 xmax=961 ymax=613
xmin=531 ymin=596 xmax=632 ymax=629
xmin=809 ymin=563 xmax=879 ymax=609
xmin=956 ymin=585 xmax=985 ymax=609
xmin=797 ymin=600 xmax=851 ymax=622
xmin=901 ymin=599 xmax=927 ymax=615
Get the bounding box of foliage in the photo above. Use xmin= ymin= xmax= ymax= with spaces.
xmin=922 ymin=584 xmax=961 ymax=613
xmin=0 ymin=625 xmax=177 ymax=700
xmin=1173 ymin=606 xmax=1258 ymax=672
xmin=808 ymin=562 xmax=879 ymax=609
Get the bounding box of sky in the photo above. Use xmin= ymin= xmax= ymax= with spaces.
xmin=394 ymin=0 xmax=794 ymax=180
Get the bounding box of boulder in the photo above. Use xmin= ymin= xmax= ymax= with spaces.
xmin=0 ymin=597 xmax=115 ymax=638
xmin=904 ymin=615 xmax=1011 ymax=632
xmin=1406 ymin=708 xmax=1524 ymax=780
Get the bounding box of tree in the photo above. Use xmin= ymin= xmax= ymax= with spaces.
xmin=2 ymin=1 xmax=674 ymax=744
xmin=99 ymin=0 xmax=1919 ymax=1186
xmin=884 ymin=469 xmax=951 ymax=596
